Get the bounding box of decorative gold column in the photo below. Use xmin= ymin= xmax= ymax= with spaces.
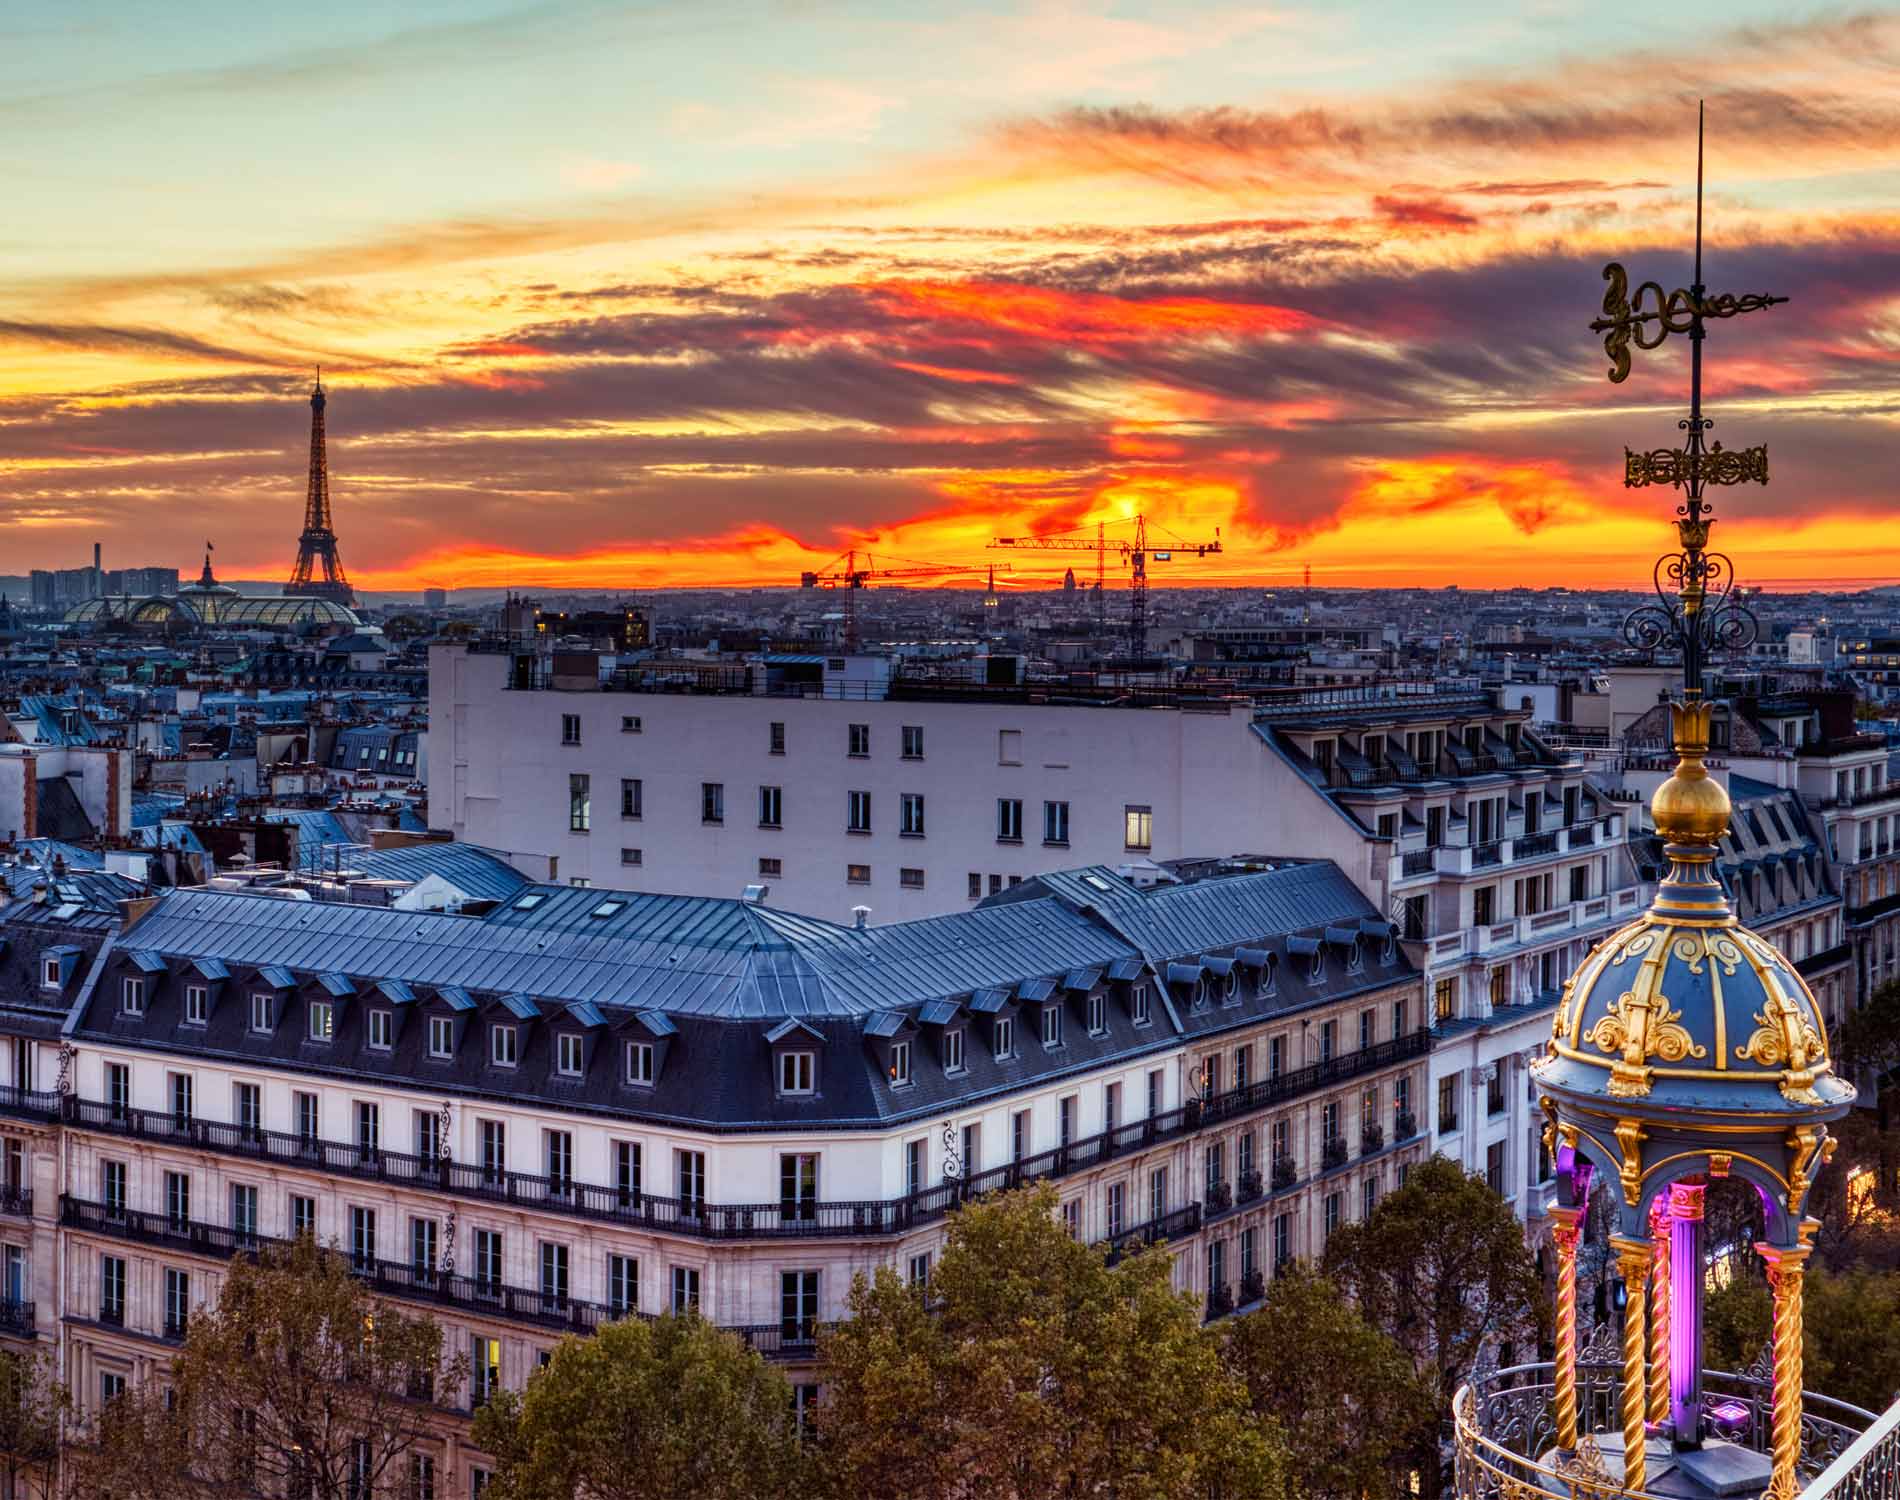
xmin=1611 ymin=1235 xmax=1653 ymax=1492
xmin=1756 ymin=1231 xmax=1814 ymax=1500
xmin=1647 ymin=1197 xmax=1672 ymax=1428
xmin=1550 ymin=1204 xmax=1585 ymax=1451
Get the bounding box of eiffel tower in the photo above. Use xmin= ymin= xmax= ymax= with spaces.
xmin=283 ymin=373 xmax=355 ymax=607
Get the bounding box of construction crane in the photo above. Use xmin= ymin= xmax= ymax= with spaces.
xmin=990 ymin=514 xmax=1222 ymax=656
xmin=800 ymin=551 xmax=1010 ymax=652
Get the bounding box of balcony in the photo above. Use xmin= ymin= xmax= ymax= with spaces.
xmin=1453 ymin=1357 xmax=1878 ymax=1500
xmin=1427 ymin=888 xmax=1644 ymax=962
xmin=0 ymin=1186 xmax=31 ymax=1219
xmin=1102 ymin=1203 xmax=1202 ymax=1265
xmin=62 ymin=1035 xmax=1424 ymax=1247
xmin=0 ymin=1086 xmax=60 ymax=1128
xmin=1320 ymin=1137 xmax=1348 ymax=1172
xmin=1796 ymin=942 xmax=1854 ymax=978
xmin=0 ymin=1300 xmax=32 ymax=1338
xmin=1360 ymin=1123 xmax=1384 ymax=1157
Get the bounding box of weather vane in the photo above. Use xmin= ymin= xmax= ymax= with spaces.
xmin=1601 ymin=104 xmax=1779 ymax=698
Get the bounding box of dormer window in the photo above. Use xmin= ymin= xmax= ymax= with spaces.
xmin=780 ymin=1050 xmax=815 ymax=1094
xmin=626 ymin=1040 xmax=655 ymax=1087
xmin=1132 ymin=985 xmax=1151 ymax=1027
xmin=992 ymin=1016 xmax=1015 ymax=1060
xmin=183 ymin=985 xmax=206 ymax=1024
xmin=1087 ymin=993 xmax=1106 ymax=1035
xmin=1041 ymin=1006 xmax=1063 ymax=1049
xmin=557 ymin=1034 xmax=584 ymax=1077
xmin=250 ymin=994 xmax=273 ymax=1034
xmin=491 ymin=1025 xmax=518 ymax=1068
xmin=888 ymin=1040 xmax=912 ymax=1087
xmin=428 ymin=1016 xmax=454 ymax=1059
xmin=309 ymin=1001 xmax=334 ymax=1043
xmin=367 ymin=1009 xmax=392 ymax=1050
xmin=121 ymin=978 xmax=146 ymax=1017
xmin=39 ymin=959 xmax=59 ymax=991
xmin=944 ymin=1027 xmax=965 ymax=1073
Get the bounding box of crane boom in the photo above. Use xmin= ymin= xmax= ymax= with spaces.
xmin=799 ymin=550 xmax=1010 ymax=651
xmin=989 ymin=514 xmax=1220 ymax=655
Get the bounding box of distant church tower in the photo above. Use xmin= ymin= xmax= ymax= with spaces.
xmin=283 ymin=374 xmax=355 ymax=607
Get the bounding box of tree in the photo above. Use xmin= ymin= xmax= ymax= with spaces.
xmin=1706 ymin=1266 xmax=1900 ymax=1414
xmin=471 ymin=1313 xmax=806 ymax=1500
xmin=1224 ymin=1264 xmax=1434 ymax=1500
xmin=1323 ymin=1157 xmax=1543 ymax=1495
xmin=66 ymin=1237 xmax=463 ymax=1500
xmin=1838 ymin=978 xmax=1900 ymax=1089
xmin=0 ymin=1345 xmax=65 ymax=1500
xmin=816 ymin=1183 xmax=1287 ymax=1500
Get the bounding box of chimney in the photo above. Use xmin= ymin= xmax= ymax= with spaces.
xmin=94 ymin=542 xmax=101 ymax=573
xmin=851 ymin=905 xmax=871 ymax=929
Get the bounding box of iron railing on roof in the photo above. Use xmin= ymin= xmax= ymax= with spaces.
xmin=61 ymin=1032 xmax=1430 ymax=1245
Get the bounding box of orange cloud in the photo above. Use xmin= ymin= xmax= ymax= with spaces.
xmin=868 ymin=280 xmax=1317 ymax=345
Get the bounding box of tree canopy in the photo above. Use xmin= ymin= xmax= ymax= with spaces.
xmin=817 ymin=1183 xmax=1287 ymax=1500
xmin=471 ymin=1313 xmax=807 ymax=1500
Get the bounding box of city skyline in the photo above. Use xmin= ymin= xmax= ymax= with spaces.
xmin=6 ymin=3 xmax=1900 ymax=591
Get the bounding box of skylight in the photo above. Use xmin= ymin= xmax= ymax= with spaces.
xmin=589 ymin=900 xmax=626 ymax=919
xmin=512 ymin=893 xmax=546 ymax=910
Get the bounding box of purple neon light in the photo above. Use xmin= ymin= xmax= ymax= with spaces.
xmin=1670 ymin=1202 xmax=1703 ymax=1438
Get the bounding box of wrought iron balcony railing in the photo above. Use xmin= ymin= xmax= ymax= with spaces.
xmin=1453 ymin=1358 xmax=1877 ymax=1500
xmin=59 ymin=1033 xmax=1427 ymax=1245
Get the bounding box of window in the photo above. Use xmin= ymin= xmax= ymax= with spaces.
xmin=250 ymin=992 xmax=273 ymax=1033
xmin=943 ymin=1026 xmax=965 ymax=1073
xmin=560 ymin=714 xmax=581 ymax=746
xmin=899 ymin=867 xmax=925 ymax=890
xmin=847 ymin=790 xmax=872 ymax=833
xmin=118 ymin=977 xmax=146 ymax=1017
xmin=471 ymin=1336 xmax=500 ymax=1408
xmin=1041 ymin=1005 xmax=1063 ymax=1049
xmin=1273 ymin=1213 xmax=1291 ymax=1271
xmin=1269 ymin=1035 xmax=1284 ymax=1078
xmin=1324 ymin=1192 xmax=1341 ymax=1240
xmin=608 ymin=1254 xmax=639 ymax=1316
xmin=368 ymin=1008 xmax=392 ymax=1050
xmin=889 ymin=1040 xmax=913 ymax=1087
xmin=848 ymin=723 xmax=870 ymax=757
xmin=905 ymin=1137 xmax=925 ymax=1195
xmin=556 ymin=1033 xmax=584 ymax=1077
xmin=780 ymin=1050 xmax=815 ymax=1094
xmin=1486 ymin=1140 xmax=1506 ymax=1196
xmin=671 ymin=1266 xmax=701 ymax=1313
xmin=780 ymin=1153 xmax=818 ymax=1223
xmin=769 ymin=721 xmax=785 ymax=754
xmin=900 ymin=792 xmax=925 ymax=836
xmin=701 ymin=782 xmax=725 ymax=824
xmin=1011 ymin=1109 xmax=1030 ymax=1161
xmin=1149 ymin=1166 xmax=1168 ymax=1221
xmin=1124 ymin=805 xmax=1153 ymax=851
xmin=759 ymin=857 xmax=782 ymax=879
xmin=1087 ymin=992 xmax=1106 ymax=1035
xmin=908 ymin=1252 xmax=931 ymax=1287
xmin=1438 ymin=1074 xmax=1459 ymax=1133
xmin=1104 ymin=1081 xmax=1121 ymax=1132
xmin=295 ymin=1090 xmax=318 ymax=1145
xmin=998 ymin=729 xmax=1022 ymax=764
xmin=621 ymin=778 xmax=643 ymax=819
xmin=676 ymin=1150 xmax=706 ymax=1215
xmin=1234 ymin=1044 xmax=1251 ymax=1090
xmin=232 ymin=1183 xmax=258 ymax=1244
xmin=996 ymin=798 xmax=1023 ymax=842
xmin=1059 ymin=1094 xmax=1077 ymax=1145
xmin=169 ymin=1072 xmax=194 ymax=1125
xmin=1473 ymin=885 xmax=1495 ymax=926
xmin=968 ymin=873 xmax=982 ymax=900
xmin=546 ymin=1130 xmax=574 ymax=1191
xmin=38 ymin=958 xmax=59 ymax=991
xmin=901 ymin=725 xmax=924 ymax=759
xmin=992 ymin=1016 xmax=1015 ymax=1060
xmin=1063 ymin=1198 xmax=1081 ymax=1238
xmin=350 ymin=1206 xmax=377 ymax=1269
xmin=1043 ymin=800 xmax=1070 ymax=845
xmin=1148 ymin=1067 xmax=1163 ymax=1117
xmin=1435 ymin=976 xmax=1458 ymax=1021
xmin=309 ymin=1000 xmax=334 ymax=1043
xmin=99 ymin=1254 xmax=126 ymax=1324
xmin=234 ymin=1081 xmax=261 ymax=1136
xmin=356 ymin=1101 xmax=381 ymax=1156
xmin=621 ymin=714 xmax=642 ymax=734
xmin=781 ymin=1269 xmax=820 ymax=1342
xmin=1486 ymin=1068 xmax=1505 ymax=1116
xmin=567 ymin=773 xmax=591 ymax=833
xmin=427 ymin=1016 xmax=454 ymax=1059
xmin=759 ymin=785 xmax=782 ymax=827
xmin=1131 ymin=983 xmax=1151 ymax=1026
xmin=1107 ymin=1181 xmax=1127 ymax=1237
xmin=1319 ymin=1019 xmax=1335 ymax=1062
xmin=847 ymin=863 xmax=871 ymax=885
xmin=540 ymin=1242 xmax=570 ymax=1306
xmin=1363 ymin=1175 xmax=1379 ymax=1219
xmin=185 ymin=984 xmax=210 ymax=1023
xmin=626 ymin=1040 xmax=655 ymax=1085
xmin=103 ymin=1159 xmax=126 ymax=1215
xmin=100 ymin=1369 xmax=126 ymax=1405
xmin=473 ymin=1229 xmax=502 ymax=1292
xmin=480 ymin=1119 xmax=505 ymax=1182
xmin=472 ymin=1468 xmax=493 ymax=1499
xmin=491 ymin=1024 xmax=518 ymax=1068
xmin=411 ymin=1217 xmax=438 ymax=1275
xmin=411 ymin=1455 xmax=436 ymax=1500
xmin=616 ymin=1141 xmax=643 ymax=1204
xmin=291 ymin=1194 xmax=316 ymax=1238
xmin=989 ymin=873 xmax=1002 ymax=895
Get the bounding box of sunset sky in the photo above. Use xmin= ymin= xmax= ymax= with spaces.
xmin=4 ymin=1 xmax=1900 ymax=593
